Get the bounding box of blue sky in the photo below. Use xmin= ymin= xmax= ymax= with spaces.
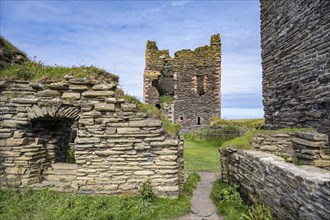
xmin=0 ymin=0 xmax=263 ymax=119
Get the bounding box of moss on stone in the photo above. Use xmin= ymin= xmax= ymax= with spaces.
xmin=158 ymin=95 xmax=174 ymax=104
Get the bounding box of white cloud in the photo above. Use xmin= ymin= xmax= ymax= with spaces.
xmin=1 ymin=0 xmax=262 ymax=108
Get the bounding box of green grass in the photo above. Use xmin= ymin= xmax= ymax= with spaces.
xmin=221 ymin=127 xmax=315 ymax=150
xmin=158 ymin=96 xmax=174 ymax=104
xmin=209 ymin=117 xmax=265 ymax=130
xmin=221 ymin=131 xmax=255 ymax=150
xmin=0 ymin=60 xmax=119 ymax=82
xmin=211 ymin=180 xmax=273 ymax=220
xmin=0 ymin=36 xmax=28 ymax=57
xmin=211 ymin=180 xmax=249 ymax=220
xmin=0 ymin=173 xmax=201 ymax=220
xmin=182 ymin=173 xmax=201 ymax=197
xmin=184 ymin=137 xmax=224 ymax=172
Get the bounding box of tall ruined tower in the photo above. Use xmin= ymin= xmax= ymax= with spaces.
xmin=144 ymin=34 xmax=221 ymax=129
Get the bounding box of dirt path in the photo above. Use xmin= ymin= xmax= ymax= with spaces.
xmin=177 ymin=172 xmax=224 ymax=220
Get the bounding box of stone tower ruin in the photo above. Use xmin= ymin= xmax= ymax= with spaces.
xmin=143 ymin=34 xmax=221 ymax=129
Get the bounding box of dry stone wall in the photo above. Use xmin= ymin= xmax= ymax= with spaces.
xmin=0 ymin=75 xmax=184 ymax=198
xmin=261 ymin=0 xmax=330 ymax=138
xmin=251 ymin=131 xmax=330 ymax=170
xmin=221 ymin=148 xmax=330 ymax=220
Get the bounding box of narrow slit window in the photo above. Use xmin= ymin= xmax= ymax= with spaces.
xmin=197 ymin=75 xmax=205 ymax=96
xmin=197 ymin=117 xmax=201 ymax=125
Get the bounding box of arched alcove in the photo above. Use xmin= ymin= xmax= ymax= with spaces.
xmin=27 ymin=105 xmax=80 ymax=183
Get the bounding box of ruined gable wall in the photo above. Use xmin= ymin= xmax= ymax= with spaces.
xmin=0 ymin=76 xmax=184 ymax=198
xmin=261 ymin=0 xmax=330 ymax=137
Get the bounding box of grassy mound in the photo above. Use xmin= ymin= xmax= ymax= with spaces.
xmin=0 ymin=36 xmax=29 ymax=69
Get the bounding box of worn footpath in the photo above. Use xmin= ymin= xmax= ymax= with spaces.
xmin=177 ymin=172 xmax=224 ymax=220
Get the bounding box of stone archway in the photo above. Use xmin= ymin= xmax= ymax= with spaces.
xmin=26 ymin=105 xmax=80 ymax=185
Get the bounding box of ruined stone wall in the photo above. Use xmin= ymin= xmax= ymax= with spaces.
xmin=261 ymin=0 xmax=330 ymax=137
xmin=0 ymin=76 xmax=184 ymax=198
xmin=221 ymin=148 xmax=330 ymax=220
xmin=144 ymin=34 xmax=221 ymax=128
xmin=251 ymin=131 xmax=329 ymax=170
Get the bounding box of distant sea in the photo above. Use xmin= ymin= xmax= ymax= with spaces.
xmin=221 ymin=108 xmax=264 ymax=120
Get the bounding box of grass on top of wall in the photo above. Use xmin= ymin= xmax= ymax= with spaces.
xmin=0 ymin=173 xmax=200 ymax=220
xmin=209 ymin=117 xmax=265 ymax=130
xmin=221 ymin=127 xmax=315 ymax=150
xmin=0 ymin=60 xmax=119 ymax=82
xmin=120 ymin=94 xmax=181 ymax=137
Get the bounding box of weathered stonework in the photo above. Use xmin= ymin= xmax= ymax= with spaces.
xmin=261 ymin=0 xmax=330 ymax=138
xmin=252 ymin=131 xmax=329 ymax=170
xmin=144 ymin=34 xmax=221 ymax=129
xmin=221 ymin=148 xmax=330 ymax=220
xmin=0 ymin=75 xmax=184 ymax=198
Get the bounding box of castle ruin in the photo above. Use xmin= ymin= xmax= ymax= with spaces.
xmin=0 ymin=72 xmax=184 ymax=198
xmin=143 ymin=34 xmax=221 ymax=129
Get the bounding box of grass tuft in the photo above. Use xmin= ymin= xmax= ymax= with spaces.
xmin=158 ymin=95 xmax=174 ymax=104
xmin=182 ymin=173 xmax=200 ymax=197
xmin=211 ymin=180 xmax=273 ymax=220
xmin=211 ymin=180 xmax=248 ymax=220
xmin=137 ymin=103 xmax=181 ymax=137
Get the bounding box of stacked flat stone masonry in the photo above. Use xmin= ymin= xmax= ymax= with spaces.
xmin=292 ymin=132 xmax=329 ymax=169
xmin=251 ymin=131 xmax=329 ymax=170
xmin=220 ymin=148 xmax=330 ymax=220
xmin=252 ymin=132 xmax=295 ymax=157
xmin=261 ymin=0 xmax=330 ymax=138
xmin=0 ymin=75 xmax=184 ymax=198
